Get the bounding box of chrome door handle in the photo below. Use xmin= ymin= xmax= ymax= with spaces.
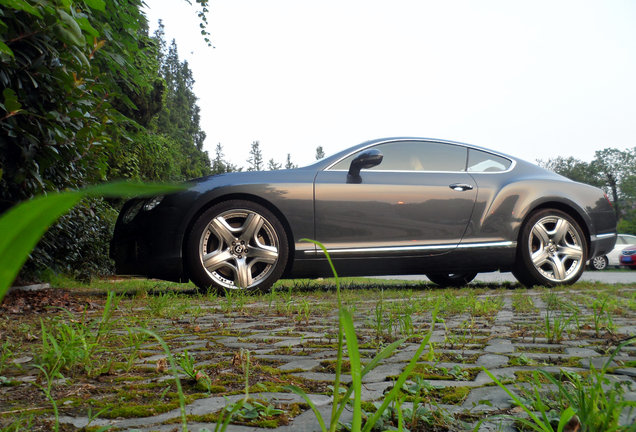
xmin=449 ymin=183 xmax=474 ymax=191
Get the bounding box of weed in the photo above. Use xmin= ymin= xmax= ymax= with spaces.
xmin=0 ymin=340 xmax=13 ymax=374
xmin=177 ymin=350 xmax=213 ymax=392
xmin=543 ymin=308 xmax=574 ymax=343
xmin=480 ymin=339 xmax=636 ymax=432
xmin=285 ymin=238 xmax=439 ymax=432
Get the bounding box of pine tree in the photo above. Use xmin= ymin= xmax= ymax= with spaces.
xmin=285 ymin=154 xmax=297 ymax=169
xmin=315 ymin=146 xmax=325 ymax=160
xmin=247 ymin=141 xmax=264 ymax=171
xmin=267 ymin=158 xmax=282 ymax=171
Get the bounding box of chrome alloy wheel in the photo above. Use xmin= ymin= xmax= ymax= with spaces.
xmin=528 ymin=215 xmax=584 ymax=282
xmin=199 ymin=209 xmax=279 ymax=289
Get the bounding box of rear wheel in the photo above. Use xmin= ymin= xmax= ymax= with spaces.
xmin=185 ymin=200 xmax=288 ymax=293
xmin=589 ymin=255 xmax=608 ymax=271
xmin=426 ymin=273 xmax=477 ymax=287
xmin=512 ymin=209 xmax=587 ymax=287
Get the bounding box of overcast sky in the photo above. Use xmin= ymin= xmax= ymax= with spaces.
xmin=144 ymin=0 xmax=636 ymax=169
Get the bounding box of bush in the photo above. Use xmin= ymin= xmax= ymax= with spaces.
xmin=18 ymin=198 xmax=118 ymax=283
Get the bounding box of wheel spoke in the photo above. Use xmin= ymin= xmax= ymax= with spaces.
xmin=548 ymin=256 xmax=567 ymax=280
xmin=211 ymin=217 xmax=238 ymax=245
xmin=558 ymin=244 xmax=583 ymax=261
xmin=552 ymin=219 xmax=571 ymax=244
xmin=532 ymin=224 xmax=550 ymax=246
xmin=239 ymin=213 xmax=264 ymax=243
xmin=248 ymin=244 xmax=278 ymax=264
xmin=203 ymin=250 xmax=234 ymax=272
xmin=235 ymin=257 xmax=253 ymax=288
xmin=531 ymin=248 xmax=550 ymax=267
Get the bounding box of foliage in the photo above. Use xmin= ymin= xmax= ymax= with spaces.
xmin=247 ymin=140 xmax=264 ymax=171
xmin=284 ymin=238 xmax=439 ymax=432
xmin=539 ymin=146 xmax=636 ymax=229
xmin=0 ymin=181 xmax=184 ymax=301
xmin=1 ymin=2 xmax=211 ymax=282
xmin=479 ymin=339 xmax=636 ymax=432
xmin=285 ymin=153 xmax=297 ymax=169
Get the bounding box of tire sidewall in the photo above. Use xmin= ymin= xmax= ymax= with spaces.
xmin=516 ymin=209 xmax=588 ymax=287
xmin=185 ymin=200 xmax=289 ymax=293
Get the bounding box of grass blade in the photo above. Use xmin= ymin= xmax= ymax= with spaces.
xmin=341 ymin=308 xmax=362 ymax=431
xmin=284 ymin=384 xmax=327 ymax=432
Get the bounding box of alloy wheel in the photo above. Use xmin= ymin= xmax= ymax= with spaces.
xmin=199 ymin=209 xmax=280 ymax=289
xmin=528 ymin=215 xmax=584 ymax=282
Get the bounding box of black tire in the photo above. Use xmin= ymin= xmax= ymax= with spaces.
xmin=185 ymin=200 xmax=289 ymax=293
xmin=426 ymin=273 xmax=477 ymax=287
xmin=588 ymin=255 xmax=608 ymax=271
xmin=512 ymin=209 xmax=587 ymax=287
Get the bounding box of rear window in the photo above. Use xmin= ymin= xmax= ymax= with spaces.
xmin=467 ymin=149 xmax=511 ymax=172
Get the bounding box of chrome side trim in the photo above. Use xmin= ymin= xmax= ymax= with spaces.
xmin=304 ymin=241 xmax=516 ymax=255
xmin=592 ymin=232 xmax=617 ymax=240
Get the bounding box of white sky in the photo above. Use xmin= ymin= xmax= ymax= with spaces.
xmin=144 ymin=0 xmax=636 ymax=169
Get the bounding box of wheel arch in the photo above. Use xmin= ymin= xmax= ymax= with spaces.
xmin=180 ymin=192 xmax=296 ymax=281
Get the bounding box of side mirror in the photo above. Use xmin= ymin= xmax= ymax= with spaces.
xmin=347 ymin=149 xmax=383 ymax=183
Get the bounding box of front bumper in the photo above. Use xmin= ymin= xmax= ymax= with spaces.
xmin=110 ymin=199 xmax=187 ymax=282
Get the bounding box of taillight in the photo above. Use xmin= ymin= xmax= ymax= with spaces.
xmin=604 ymin=193 xmax=613 ymax=208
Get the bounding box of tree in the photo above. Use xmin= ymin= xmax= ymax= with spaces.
xmin=537 ymin=157 xmax=599 ymax=186
xmin=152 ymin=35 xmax=210 ymax=179
xmin=315 ymin=146 xmax=325 ymax=160
xmin=267 ymin=159 xmax=282 ymax=171
xmin=247 ymin=141 xmax=263 ymax=171
xmin=591 ymin=148 xmax=635 ymax=220
xmin=285 ymin=154 xmax=297 ymax=169
xmin=211 ymin=143 xmax=238 ymax=174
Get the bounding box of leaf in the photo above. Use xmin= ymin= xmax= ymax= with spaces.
xmin=2 ymin=88 xmax=21 ymax=113
xmin=75 ymin=17 xmax=99 ymax=37
xmin=0 ymin=40 xmax=14 ymax=57
xmin=341 ymin=309 xmax=362 ymax=431
xmin=83 ymin=181 xmax=185 ymax=198
xmin=0 ymin=191 xmax=82 ymax=300
xmin=284 ymin=385 xmax=327 ymax=432
xmin=57 ymin=9 xmax=85 ymax=46
xmin=0 ymin=0 xmax=43 ymax=18
xmin=83 ymin=0 xmax=105 ymax=11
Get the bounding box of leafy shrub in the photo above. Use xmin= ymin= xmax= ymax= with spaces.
xmin=19 ymin=197 xmax=117 ymax=283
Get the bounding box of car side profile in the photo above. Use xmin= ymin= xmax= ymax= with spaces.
xmin=110 ymin=138 xmax=617 ymax=291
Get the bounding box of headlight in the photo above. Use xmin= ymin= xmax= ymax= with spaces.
xmin=623 ymin=250 xmax=636 ymax=256
xmin=143 ymin=195 xmax=164 ymax=211
xmin=123 ymin=201 xmax=144 ymax=224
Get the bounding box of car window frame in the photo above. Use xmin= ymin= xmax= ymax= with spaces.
xmin=324 ymin=138 xmax=515 ymax=174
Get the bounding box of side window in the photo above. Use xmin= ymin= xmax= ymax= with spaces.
xmin=467 ymin=149 xmax=511 ymax=172
xmin=330 ymin=141 xmax=467 ymax=172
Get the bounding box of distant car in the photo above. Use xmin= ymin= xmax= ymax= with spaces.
xmin=619 ymin=245 xmax=636 ymax=269
xmin=110 ymin=137 xmax=617 ymax=291
xmin=588 ymin=233 xmax=636 ymax=270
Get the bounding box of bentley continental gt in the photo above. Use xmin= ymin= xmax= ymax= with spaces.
xmin=110 ymin=138 xmax=617 ymax=291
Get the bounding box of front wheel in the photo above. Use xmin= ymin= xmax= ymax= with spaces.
xmin=426 ymin=273 xmax=477 ymax=287
xmin=512 ymin=209 xmax=587 ymax=287
xmin=185 ymin=200 xmax=289 ymax=293
xmin=589 ymin=255 xmax=608 ymax=271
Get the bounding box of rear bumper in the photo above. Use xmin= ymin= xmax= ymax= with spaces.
xmin=589 ymin=232 xmax=616 ymax=259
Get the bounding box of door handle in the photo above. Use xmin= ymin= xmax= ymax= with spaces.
xmin=449 ymin=183 xmax=474 ymax=191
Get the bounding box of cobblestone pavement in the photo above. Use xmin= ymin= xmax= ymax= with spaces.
xmin=2 ymin=284 xmax=635 ymax=431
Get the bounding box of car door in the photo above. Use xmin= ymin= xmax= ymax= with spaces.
xmin=313 ymin=140 xmax=478 ymax=256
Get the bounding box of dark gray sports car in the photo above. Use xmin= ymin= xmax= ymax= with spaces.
xmin=110 ymin=138 xmax=617 ymax=291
